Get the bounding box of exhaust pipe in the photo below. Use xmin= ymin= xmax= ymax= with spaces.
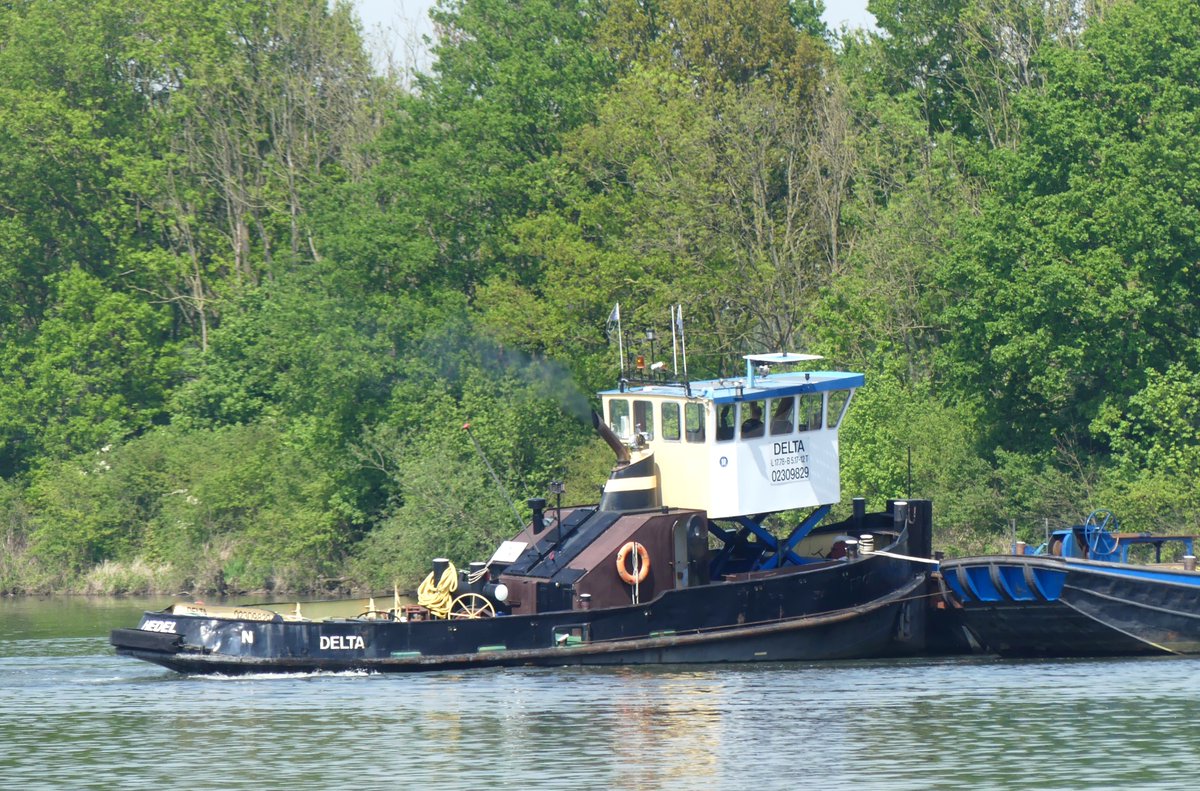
xmin=591 ymin=410 xmax=659 ymax=512
xmin=528 ymin=498 xmax=547 ymax=535
xmin=592 ymin=410 xmax=630 ymax=464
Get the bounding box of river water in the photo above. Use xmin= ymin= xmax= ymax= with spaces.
xmin=2 ymin=596 xmax=1199 ymax=790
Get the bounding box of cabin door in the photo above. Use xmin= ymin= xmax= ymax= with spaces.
xmin=672 ymin=520 xmax=689 ymax=588
xmin=672 ymin=514 xmax=710 ymax=588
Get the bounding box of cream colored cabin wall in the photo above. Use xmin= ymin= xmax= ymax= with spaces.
xmin=651 ymin=437 xmax=711 ymax=512
xmin=631 ymin=393 xmax=712 ymax=512
xmin=604 ymin=389 xmax=850 ymax=518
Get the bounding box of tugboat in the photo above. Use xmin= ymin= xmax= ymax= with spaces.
xmin=939 ymin=510 xmax=1200 ymax=656
xmin=112 ymin=320 xmax=936 ymax=674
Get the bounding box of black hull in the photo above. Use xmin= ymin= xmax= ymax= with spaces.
xmin=943 ymin=599 xmax=1158 ymax=658
xmin=1061 ymin=566 xmax=1200 ymax=655
xmin=940 ymin=555 xmax=1200 ymax=658
xmin=112 ymin=555 xmax=930 ymax=675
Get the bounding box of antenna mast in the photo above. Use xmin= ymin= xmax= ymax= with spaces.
xmin=678 ymin=303 xmax=688 ymax=378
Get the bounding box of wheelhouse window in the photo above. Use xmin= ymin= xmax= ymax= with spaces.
xmin=608 ymin=398 xmax=631 ymax=439
xmin=826 ymin=390 xmax=853 ymax=429
xmin=798 ymin=393 xmax=823 ymax=432
xmin=717 ymin=404 xmax=736 ymax=441
xmin=740 ymin=399 xmax=766 ymax=439
xmin=633 ymin=400 xmax=654 ymax=440
xmin=685 ymin=402 xmax=705 ymax=443
xmin=769 ymin=396 xmax=795 ymax=435
xmin=662 ymin=402 xmax=681 ymax=441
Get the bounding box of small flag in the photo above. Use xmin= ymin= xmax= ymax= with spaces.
xmin=606 ymin=302 xmax=620 ymax=338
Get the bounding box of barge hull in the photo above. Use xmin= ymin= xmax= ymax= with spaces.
xmin=947 ymin=598 xmax=1158 ymax=658
xmin=1061 ymin=568 xmax=1200 ymax=654
xmin=940 ymin=554 xmax=1200 ymax=657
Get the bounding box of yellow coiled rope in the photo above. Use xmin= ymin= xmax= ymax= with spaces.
xmin=417 ymin=563 xmax=459 ymax=619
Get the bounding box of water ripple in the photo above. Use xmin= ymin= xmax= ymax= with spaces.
xmin=3 ymin=601 xmax=1200 ymax=790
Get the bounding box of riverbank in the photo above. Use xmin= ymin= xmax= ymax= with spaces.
xmin=0 ymin=554 xmax=368 ymax=598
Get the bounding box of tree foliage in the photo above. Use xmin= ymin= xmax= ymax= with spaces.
xmin=939 ymin=0 xmax=1200 ymax=452
xmin=3 ymin=0 xmax=1200 ymax=593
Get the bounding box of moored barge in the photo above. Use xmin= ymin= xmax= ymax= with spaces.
xmin=939 ymin=510 xmax=1200 ymax=657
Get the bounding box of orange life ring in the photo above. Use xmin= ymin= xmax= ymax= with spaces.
xmin=616 ymin=541 xmax=651 ymax=585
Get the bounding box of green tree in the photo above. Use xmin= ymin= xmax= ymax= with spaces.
xmin=938 ymin=0 xmax=1200 ymax=453
xmin=0 ymin=269 xmax=178 ymax=475
xmin=600 ymin=0 xmax=827 ymax=94
xmin=866 ymin=0 xmax=1118 ymax=143
xmin=26 ymin=423 xmax=352 ymax=592
xmin=0 ymin=0 xmax=163 ymax=330
xmin=480 ymin=39 xmax=838 ymax=381
xmin=129 ymin=0 xmax=383 ymax=347
xmin=1093 ymin=358 xmax=1200 ymax=480
xmin=336 ymin=0 xmax=613 ymax=298
xmin=808 ymin=82 xmax=967 ymax=381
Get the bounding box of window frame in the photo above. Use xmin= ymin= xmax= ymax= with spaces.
xmin=608 ymin=398 xmax=631 ymax=439
xmin=826 ymin=390 xmax=853 ymax=429
xmin=685 ymin=402 xmax=706 ymax=443
xmin=633 ymin=399 xmax=655 ymax=440
xmin=769 ymin=396 xmax=795 ymax=436
xmin=661 ymin=401 xmax=681 ymax=442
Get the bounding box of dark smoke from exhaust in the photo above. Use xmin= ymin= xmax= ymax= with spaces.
xmin=421 ymin=324 xmax=594 ymax=424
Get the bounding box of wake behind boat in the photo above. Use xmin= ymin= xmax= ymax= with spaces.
xmin=112 ymin=318 xmax=936 ymax=675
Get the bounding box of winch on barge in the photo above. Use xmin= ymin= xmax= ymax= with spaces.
xmin=112 ymin=332 xmax=936 ymax=674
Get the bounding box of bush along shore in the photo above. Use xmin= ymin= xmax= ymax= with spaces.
xmin=2 ymin=0 xmax=1199 ymax=595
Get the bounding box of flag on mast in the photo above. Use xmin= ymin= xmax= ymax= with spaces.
xmin=607 ymin=302 xmax=624 ymax=374
xmin=676 ymin=303 xmax=687 ymax=377
xmin=670 ymin=305 xmax=679 ymax=376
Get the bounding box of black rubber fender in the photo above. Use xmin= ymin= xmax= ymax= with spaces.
xmin=110 ymin=627 xmax=183 ymax=654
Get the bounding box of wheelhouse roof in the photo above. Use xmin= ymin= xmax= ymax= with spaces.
xmin=599 ymin=369 xmax=863 ymax=405
xmin=743 ymin=353 xmax=823 ymax=364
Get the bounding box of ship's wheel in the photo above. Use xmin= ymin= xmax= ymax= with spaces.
xmin=1083 ymin=509 xmax=1119 ymax=557
xmin=449 ymin=593 xmax=496 ymax=619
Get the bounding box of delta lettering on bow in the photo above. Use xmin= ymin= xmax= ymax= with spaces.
xmin=320 ymin=634 xmax=366 ymax=650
